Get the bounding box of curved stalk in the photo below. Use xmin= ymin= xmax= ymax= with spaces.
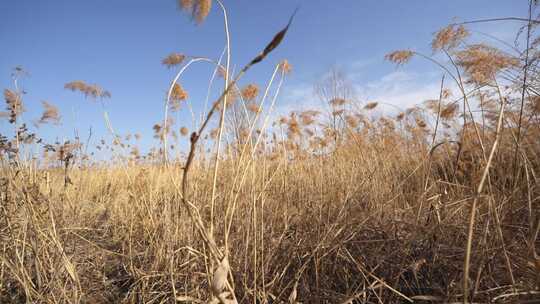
xmin=210 ymin=0 xmax=231 ymax=241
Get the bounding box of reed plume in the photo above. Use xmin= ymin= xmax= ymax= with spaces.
xmin=456 ymin=44 xmax=519 ymax=85
xmin=364 ymin=102 xmax=378 ymax=110
xmin=65 ymin=81 xmax=111 ymax=99
xmin=178 ymin=0 xmax=212 ymax=24
xmin=162 ymin=53 xmax=186 ymax=68
xmin=431 ymin=24 xmax=469 ymax=51
xmin=385 ymin=50 xmax=414 ymax=65
xmin=39 ymin=101 xmax=61 ymax=124
xmin=279 ymin=59 xmax=292 ymax=74
xmin=241 ymin=84 xmax=259 ymax=101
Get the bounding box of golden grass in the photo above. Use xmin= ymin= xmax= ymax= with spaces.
xmin=2 ymin=104 xmax=538 ymax=302
xmin=1 ymin=2 xmax=540 ymax=304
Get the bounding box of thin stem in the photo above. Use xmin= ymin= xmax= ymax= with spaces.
xmin=164 ymin=57 xmax=211 ymax=163
xmin=451 ymin=17 xmax=540 ymax=26
xmin=225 ymin=66 xmax=284 ymax=242
xmin=417 ymin=74 xmax=445 ymax=223
xmin=210 ymin=0 xmax=231 ymax=244
xmin=463 ymin=89 xmax=506 ymax=304
xmin=512 ymin=0 xmax=533 ymax=184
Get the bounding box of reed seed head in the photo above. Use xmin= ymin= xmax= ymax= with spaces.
xmin=162 ymin=53 xmax=185 ymax=68
xmin=65 ymin=81 xmax=111 ymax=100
xmin=4 ymin=89 xmax=24 ymax=123
xmin=456 ymin=44 xmax=519 ymax=85
xmin=241 ymin=84 xmax=259 ymax=101
xmin=178 ymin=0 xmax=212 ymax=24
xmin=345 ymin=115 xmax=359 ymax=128
xmin=329 ymin=98 xmax=347 ymax=107
xmin=279 ymin=59 xmax=292 ymax=74
xmin=431 ymin=24 xmax=469 ymax=51
xmin=385 ymin=50 xmax=414 ymax=66
xmin=39 ymin=101 xmax=61 ymax=124
xmin=364 ymin=102 xmax=378 ymax=110
xmin=246 ymin=102 xmax=261 ymax=113
xmin=440 ymin=103 xmax=459 ymax=120
xmin=171 ymin=83 xmax=188 ymax=103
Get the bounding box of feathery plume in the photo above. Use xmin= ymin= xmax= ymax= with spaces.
xmin=441 ymin=88 xmax=452 ymax=99
xmin=162 ymin=53 xmax=185 ymax=68
xmin=241 ymin=84 xmax=259 ymax=101
xmin=210 ymin=128 xmax=219 ymax=139
xmin=329 ymin=98 xmax=347 ymax=107
xmin=380 ymin=117 xmax=395 ymax=130
xmin=440 ymin=103 xmax=459 ymax=120
xmin=528 ymin=95 xmax=540 ymax=114
xmin=246 ymin=103 xmax=261 ymax=113
xmin=332 ymin=109 xmax=344 ymax=116
xmin=385 ymin=50 xmax=414 ymax=66
xmin=171 ymin=83 xmax=188 ymax=105
xmin=364 ymin=102 xmax=378 ymax=110
xmin=416 ymin=118 xmax=427 ymax=128
xmin=39 ymin=101 xmax=61 ymax=124
xmin=178 ymin=0 xmax=212 ymax=24
xmin=196 ymin=0 xmax=212 ymax=24
xmin=456 ymin=44 xmax=519 ymax=85
xmin=179 ymin=0 xmax=193 ymax=9
xmin=4 ymin=89 xmax=24 ymax=123
xmin=431 ymin=25 xmax=469 ymax=51
xmin=345 ymin=115 xmax=359 ymax=128
xmin=300 ymin=111 xmax=317 ymax=125
xmin=279 ymin=59 xmax=292 ymax=74
xmin=64 ymin=81 xmax=86 ymax=92
xmin=65 ymin=81 xmax=111 ymax=99
xmin=153 ymin=124 xmax=162 ymax=136
xmin=287 ymin=113 xmax=301 ymax=137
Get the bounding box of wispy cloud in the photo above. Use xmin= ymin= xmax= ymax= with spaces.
xmin=355 ymin=70 xmax=444 ymax=113
xmin=276 ymin=69 xmax=445 ymax=117
xmin=275 ymin=83 xmax=320 ymax=116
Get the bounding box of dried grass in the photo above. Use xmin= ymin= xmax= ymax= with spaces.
xmin=1 ymin=4 xmax=538 ymax=304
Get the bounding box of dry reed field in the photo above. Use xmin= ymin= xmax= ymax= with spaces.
xmin=1 ymin=0 xmax=540 ymax=303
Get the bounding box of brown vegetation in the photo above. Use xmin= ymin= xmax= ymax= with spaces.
xmin=1 ymin=1 xmax=539 ymax=304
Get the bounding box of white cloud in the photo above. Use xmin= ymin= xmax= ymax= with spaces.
xmin=274 ymin=83 xmax=320 ymax=115
xmin=275 ymin=69 xmax=446 ymax=116
xmin=355 ymin=70 xmax=444 ymax=113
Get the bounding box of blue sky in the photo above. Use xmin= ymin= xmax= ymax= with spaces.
xmin=0 ymin=0 xmax=528 ymax=154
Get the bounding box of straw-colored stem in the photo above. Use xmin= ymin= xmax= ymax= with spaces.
xmin=462 ymin=85 xmax=506 ymax=304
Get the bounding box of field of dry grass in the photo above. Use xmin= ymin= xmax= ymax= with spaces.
xmin=1 ymin=1 xmax=540 ymax=303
